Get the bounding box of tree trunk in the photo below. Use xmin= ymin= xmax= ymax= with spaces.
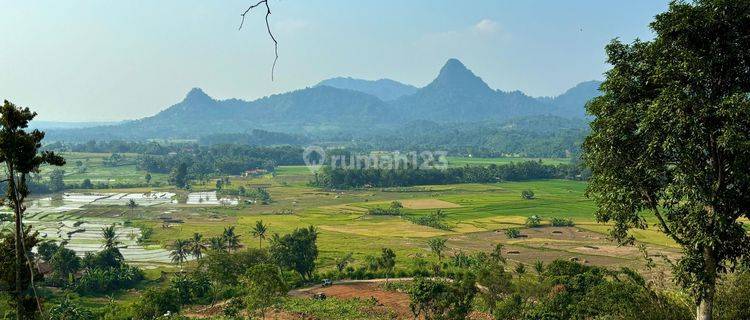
xmin=7 ymin=164 xmax=23 ymax=320
xmin=697 ymin=295 xmax=713 ymax=320
xmin=697 ymin=247 xmax=717 ymax=320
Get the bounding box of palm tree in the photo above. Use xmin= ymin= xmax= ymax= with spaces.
xmin=208 ymin=236 xmax=227 ymax=252
xmin=101 ymin=225 xmax=120 ymax=249
xmin=223 ymin=226 xmax=241 ymax=253
xmin=251 ymin=220 xmax=268 ymax=248
xmin=170 ymin=239 xmax=190 ymax=266
xmin=189 ymin=233 xmax=207 ymax=260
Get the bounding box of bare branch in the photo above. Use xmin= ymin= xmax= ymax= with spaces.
xmin=239 ymin=0 xmax=279 ymax=81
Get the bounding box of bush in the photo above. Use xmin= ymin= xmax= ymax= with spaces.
xmin=76 ymin=265 xmax=144 ymax=294
xmin=132 ymin=287 xmax=181 ymax=320
xmin=715 ymin=271 xmax=750 ymax=320
xmin=505 ymin=228 xmax=521 ymax=239
xmin=550 ymin=217 xmax=575 ymax=227
xmin=525 ymin=215 xmax=542 ymax=228
xmin=521 ymin=189 xmax=535 ymax=199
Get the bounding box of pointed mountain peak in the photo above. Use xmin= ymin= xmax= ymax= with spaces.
xmin=439 ymin=58 xmax=470 ymax=74
xmin=183 ymin=87 xmax=213 ymax=103
xmin=427 ymin=58 xmax=492 ymax=94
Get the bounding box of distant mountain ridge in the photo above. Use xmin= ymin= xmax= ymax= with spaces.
xmin=47 ymin=59 xmax=602 ymax=141
xmin=316 ymin=77 xmax=418 ymax=101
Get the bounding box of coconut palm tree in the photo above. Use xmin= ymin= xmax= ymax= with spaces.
xmin=101 ymin=225 xmax=120 ymax=249
xmin=189 ymin=233 xmax=207 ymax=260
xmin=223 ymin=226 xmax=241 ymax=253
xmin=170 ymin=239 xmax=190 ymax=266
xmin=209 ymin=236 xmax=227 ymax=252
xmin=250 ymin=220 xmax=268 ymax=248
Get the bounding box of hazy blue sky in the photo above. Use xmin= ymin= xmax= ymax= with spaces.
xmin=1 ymin=0 xmax=669 ymax=121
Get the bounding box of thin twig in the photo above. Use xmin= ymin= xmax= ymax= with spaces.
xmin=239 ymin=0 xmax=279 ymax=81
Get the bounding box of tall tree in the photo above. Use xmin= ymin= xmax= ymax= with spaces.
xmin=582 ymin=1 xmax=750 ymax=319
xmin=101 ymin=225 xmax=120 ymax=250
xmin=189 ymin=233 xmax=206 ymax=260
xmin=269 ymin=226 xmax=318 ymax=280
xmin=170 ymin=239 xmax=190 ymax=266
xmin=0 ymin=100 xmax=64 ymax=319
xmin=251 ymin=220 xmax=268 ymax=248
xmin=222 ymin=226 xmax=241 ymax=253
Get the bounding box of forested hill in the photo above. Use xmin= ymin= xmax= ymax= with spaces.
xmin=47 ymin=59 xmax=601 ymax=141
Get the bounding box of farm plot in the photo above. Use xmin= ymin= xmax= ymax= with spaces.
xmin=186 ymin=191 xmax=238 ymax=205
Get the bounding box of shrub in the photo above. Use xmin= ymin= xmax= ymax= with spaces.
xmin=521 ymin=189 xmax=535 ymax=199
xmin=76 ymin=265 xmax=144 ymax=294
xmin=132 ymin=287 xmax=181 ymax=320
xmin=525 ymin=215 xmax=542 ymax=228
xmin=550 ymin=217 xmax=575 ymax=227
xmin=505 ymin=228 xmax=521 ymax=239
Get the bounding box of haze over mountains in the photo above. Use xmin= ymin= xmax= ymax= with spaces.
xmin=48 ymin=59 xmax=601 ymax=141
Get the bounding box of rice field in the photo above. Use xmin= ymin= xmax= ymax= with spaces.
xmin=11 ymin=159 xmax=681 ymax=275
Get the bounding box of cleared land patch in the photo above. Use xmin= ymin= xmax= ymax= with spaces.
xmin=399 ymin=198 xmax=461 ymax=209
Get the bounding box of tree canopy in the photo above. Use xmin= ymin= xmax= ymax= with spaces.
xmin=583 ymin=1 xmax=750 ymax=319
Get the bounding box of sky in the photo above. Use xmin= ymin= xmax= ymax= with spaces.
xmin=0 ymin=0 xmax=669 ymax=122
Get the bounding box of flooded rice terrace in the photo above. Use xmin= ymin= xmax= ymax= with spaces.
xmin=0 ymin=191 xmax=237 ymax=267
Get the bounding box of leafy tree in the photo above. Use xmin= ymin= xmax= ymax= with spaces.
xmin=409 ymin=274 xmax=477 ymax=320
xmin=521 ymin=189 xmax=535 ymax=200
xmin=243 ymin=263 xmax=288 ymax=318
xmin=251 ymin=220 xmax=268 ymax=248
xmin=82 ymin=247 xmax=124 ymax=270
xmin=101 ymin=225 xmax=120 ymax=250
xmin=199 ymin=248 xmax=268 ymax=286
xmin=132 ymin=287 xmax=181 ymax=320
xmin=49 ymin=245 xmax=82 ymax=286
xmin=80 ymin=178 xmax=93 ymax=189
xmin=269 ymin=226 xmax=318 ymax=280
xmin=189 ymin=233 xmax=206 ymax=260
xmin=126 ymin=199 xmax=138 ymax=215
xmin=582 ymin=1 xmax=750 ymax=318
xmin=427 ymin=238 xmax=447 ymax=261
xmin=169 ymin=162 xmax=189 ymax=188
xmin=170 ymin=239 xmax=190 ymax=266
xmin=0 ymin=100 xmax=65 ymax=319
xmin=222 ymin=226 xmax=241 ymax=253
xmin=144 ymin=172 xmax=152 ymax=184
xmin=37 ymin=241 xmax=60 ymax=262
xmin=376 ymin=248 xmax=396 ymax=282
xmin=474 ymin=252 xmax=512 ymax=314
xmin=49 ymin=169 xmax=66 ymax=193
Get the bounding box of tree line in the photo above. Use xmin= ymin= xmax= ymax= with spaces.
xmin=311 ymin=160 xmax=589 ymax=189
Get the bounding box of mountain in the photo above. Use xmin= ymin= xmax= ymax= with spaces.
xmin=47 ymin=86 xmax=393 ymax=140
xmin=316 ymin=77 xmax=418 ymax=101
xmin=392 ymin=59 xmax=553 ymax=122
xmin=536 ymin=80 xmax=601 ymax=118
xmin=48 ymin=59 xmax=601 ymax=142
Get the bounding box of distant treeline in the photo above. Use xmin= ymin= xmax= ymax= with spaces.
xmin=198 ymin=129 xmax=310 ymax=146
xmin=137 ymin=145 xmax=304 ymax=177
xmin=311 ymin=160 xmax=589 ymax=189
